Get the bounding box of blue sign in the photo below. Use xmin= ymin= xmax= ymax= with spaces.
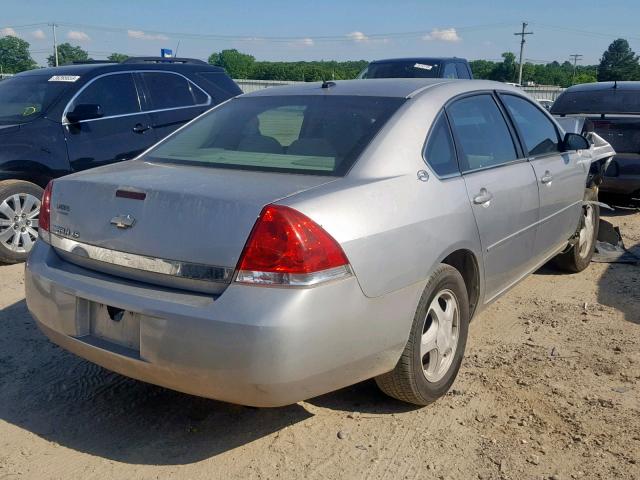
xmin=161 ymin=48 xmax=173 ymax=58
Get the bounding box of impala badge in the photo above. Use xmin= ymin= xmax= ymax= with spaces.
xmin=110 ymin=214 xmax=136 ymax=229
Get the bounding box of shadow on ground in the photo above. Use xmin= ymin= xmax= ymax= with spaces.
xmin=0 ymin=299 xmax=412 ymax=466
xmin=597 ymin=210 xmax=640 ymax=325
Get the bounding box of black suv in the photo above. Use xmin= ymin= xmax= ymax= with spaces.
xmin=0 ymin=57 xmax=241 ymax=263
xmin=357 ymin=57 xmax=473 ymax=80
xmin=551 ymin=81 xmax=640 ymax=204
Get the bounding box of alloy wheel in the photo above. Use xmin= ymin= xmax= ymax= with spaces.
xmin=578 ymin=204 xmax=595 ymax=259
xmin=420 ymin=289 xmax=460 ymax=382
xmin=0 ymin=193 xmax=41 ymax=254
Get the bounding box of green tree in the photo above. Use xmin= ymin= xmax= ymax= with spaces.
xmin=47 ymin=43 xmax=89 ymax=66
xmin=107 ymin=52 xmax=129 ymax=63
xmin=208 ymin=49 xmax=255 ymax=78
xmin=597 ymin=38 xmax=640 ymax=81
xmin=489 ymin=52 xmax=517 ymax=82
xmin=0 ymin=35 xmax=36 ymax=73
xmin=469 ymin=59 xmax=495 ymax=79
xmin=574 ymin=72 xmax=597 ymax=84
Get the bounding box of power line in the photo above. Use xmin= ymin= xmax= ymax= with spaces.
xmin=0 ymin=22 xmax=48 ymax=30
xmin=53 ymin=20 xmax=513 ymax=43
xmin=532 ymin=23 xmax=640 ymax=42
xmin=514 ymin=22 xmax=533 ymax=85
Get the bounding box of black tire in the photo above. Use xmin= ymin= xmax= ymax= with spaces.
xmin=0 ymin=180 xmax=44 ymax=264
xmin=552 ymin=188 xmax=600 ymax=273
xmin=375 ymin=264 xmax=469 ymax=406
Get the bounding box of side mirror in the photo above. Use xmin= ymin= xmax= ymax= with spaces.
xmin=561 ymin=132 xmax=590 ymax=152
xmin=66 ymin=104 xmax=103 ymax=123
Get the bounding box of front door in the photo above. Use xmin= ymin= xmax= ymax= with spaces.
xmin=499 ymin=94 xmax=587 ymax=260
xmin=64 ymin=72 xmax=155 ymax=171
xmin=447 ymin=94 xmax=540 ymax=301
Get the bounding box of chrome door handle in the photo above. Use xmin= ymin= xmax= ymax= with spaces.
xmin=132 ymin=123 xmax=151 ymax=134
xmin=473 ymin=188 xmax=494 ymax=205
xmin=541 ymin=171 xmax=553 ymax=184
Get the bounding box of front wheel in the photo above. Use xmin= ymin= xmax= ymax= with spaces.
xmin=0 ymin=180 xmax=44 ymax=264
xmin=375 ymin=264 xmax=470 ymax=406
xmin=552 ymin=188 xmax=599 ymax=273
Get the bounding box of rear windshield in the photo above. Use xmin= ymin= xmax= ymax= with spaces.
xmin=146 ymin=95 xmax=405 ymax=176
xmin=551 ymin=89 xmax=640 ymax=115
xmin=0 ymin=74 xmax=71 ymax=124
xmin=359 ymin=61 xmax=441 ymax=79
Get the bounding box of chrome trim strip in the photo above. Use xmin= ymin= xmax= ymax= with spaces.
xmin=49 ymin=233 xmax=233 ymax=283
xmin=486 ymin=200 xmax=582 ymax=253
xmin=61 ymin=70 xmax=212 ymax=125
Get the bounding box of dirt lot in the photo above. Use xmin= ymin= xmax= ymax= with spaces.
xmin=1 ymin=209 xmax=638 ymax=480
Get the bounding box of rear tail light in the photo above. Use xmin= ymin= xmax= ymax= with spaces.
xmin=39 ymin=180 xmax=53 ymax=242
xmin=236 ymin=205 xmax=351 ymax=286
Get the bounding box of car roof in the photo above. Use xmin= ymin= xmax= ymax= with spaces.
xmin=243 ymin=78 xmax=515 ymax=99
xmin=369 ymin=57 xmax=467 ymax=64
xmin=563 ymin=81 xmax=640 ymax=93
xmin=17 ymin=62 xmax=225 ymax=77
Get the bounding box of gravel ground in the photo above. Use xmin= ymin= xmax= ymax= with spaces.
xmin=0 ymin=209 xmax=638 ymax=480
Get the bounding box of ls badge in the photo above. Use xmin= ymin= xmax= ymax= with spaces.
xmin=110 ymin=214 xmax=136 ymax=229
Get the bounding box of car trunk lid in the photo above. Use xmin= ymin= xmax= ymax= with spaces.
xmin=50 ymin=160 xmax=337 ymax=293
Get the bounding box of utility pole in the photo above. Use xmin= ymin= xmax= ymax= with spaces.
xmin=569 ymin=53 xmax=583 ymax=84
xmin=514 ymin=22 xmax=533 ymax=85
xmin=49 ymin=22 xmax=59 ymax=67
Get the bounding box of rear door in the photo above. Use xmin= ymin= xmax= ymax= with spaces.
xmin=137 ymin=71 xmax=211 ymax=141
xmin=447 ymin=93 xmax=540 ymax=301
xmin=499 ymin=93 xmax=586 ymax=260
xmin=64 ymin=72 xmax=155 ymax=171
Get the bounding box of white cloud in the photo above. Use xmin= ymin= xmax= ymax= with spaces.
xmin=127 ymin=29 xmax=169 ymax=41
xmin=31 ymin=29 xmax=46 ymax=40
xmin=291 ymin=37 xmax=314 ymax=47
xmin=67 ymin=30 xmax=90 ymax=42
xmin=347 ymin=31 xmax=368 ymax=43
xmin=0 ymin=27 xmax=17 ymax=37
xmin=422 ymin=28 xmax=461 ymax=43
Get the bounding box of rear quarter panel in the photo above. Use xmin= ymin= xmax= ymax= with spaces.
xmin=0 ymin=119 xmax=70 ymax=186
xmin=282 ymin=89 xmax=484 ymax=300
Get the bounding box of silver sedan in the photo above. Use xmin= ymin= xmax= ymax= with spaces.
xmin=26 ymin=79 xmax=606 ymax=406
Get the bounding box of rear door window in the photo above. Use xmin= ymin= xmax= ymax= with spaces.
xmin=423 ymin=112 xmax=459 ymax=176
xmin=141 ymin=72 xmax=208 ymax=110
xmin=442 ymin=63 xmax=458 ymax=79
xmin=551 ymin=89 xmax=640 ymax=114
xmin=70 ymin=73 xmax=140 ymax=117
xmin=500 ymin=94 xmax=560 ymax=156
xmin=447 ymin=94 xmax=518 ymax=171
xmin=456 ymin=63 xmax=470 ymax=79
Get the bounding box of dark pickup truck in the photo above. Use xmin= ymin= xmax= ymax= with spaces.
xmin=357 ymin=57 xmax=473 ymax=80
xmin=551 ymin=81 xmax=640 ymax=203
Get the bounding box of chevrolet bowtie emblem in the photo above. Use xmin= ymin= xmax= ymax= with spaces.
xmin=110 ymin=214 xmax=136 ymax=229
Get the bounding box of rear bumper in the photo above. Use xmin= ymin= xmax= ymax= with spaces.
xmin=25 ymin=241 xmax=420 ymax=407
xmin=601 ymin=154 xmax=640 ymax=196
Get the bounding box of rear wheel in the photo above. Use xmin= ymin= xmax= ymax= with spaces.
xmin=553 ymin=188 xmax=599 ymax=273
xmin=375 ymin=264 xmax=469 ymax=406
xmin=0 ymin=180 xmax=43 ymax=264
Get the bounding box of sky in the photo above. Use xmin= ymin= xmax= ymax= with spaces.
xmin=1 ymin=0 xmax=639 ymax=67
